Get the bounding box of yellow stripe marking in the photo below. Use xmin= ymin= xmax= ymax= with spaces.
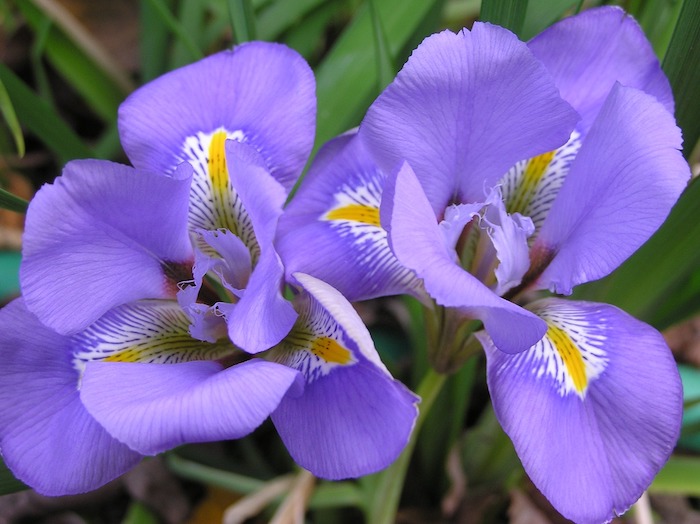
xmin=310 ymin=336 xmax=353 ymax=364
xmin=325 ymin=204 xmax=381 ymax=227
xmin=547 ymin=324 xmax=588 ymax=394
xmin=102 ymin=336 xmax=230 ymax=363
xmin=508 ymin=150 xmax=555 ymax=214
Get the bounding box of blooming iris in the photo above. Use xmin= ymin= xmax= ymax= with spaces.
xmin=278 ymin=7 xmax=689 ymax=523
xmin=0 ymin=42 xmax=418 ymax=495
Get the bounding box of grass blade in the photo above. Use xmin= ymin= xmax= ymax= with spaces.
xmin=0 ymin=188 xmax=28 ymax=214
xmin=228 ymin=0 xmax=257 ymax=44
xmin=0 ymin=64 xmax=93 ymax=163
xmin=480 ymin=0 xmax=529 ymax=36
xmin=0 ymin=79 xmax=25 ymax=157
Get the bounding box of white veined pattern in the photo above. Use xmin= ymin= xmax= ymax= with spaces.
xmin=500 ymin=130 xmax=582 ymax=238
xmin=72 ymin=300 xmax=235 ymax=373
xmin=493 ymin=300 xmax=608 ymax=399
xmin=176 ymin=128 xmax=260 ymax=262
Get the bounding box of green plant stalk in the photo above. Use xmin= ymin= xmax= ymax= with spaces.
xmin=365 ymin=368 xmax=447 ymax=524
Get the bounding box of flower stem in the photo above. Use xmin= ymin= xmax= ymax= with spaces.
xmin=364 ymin=368 xmax=448 ymax=524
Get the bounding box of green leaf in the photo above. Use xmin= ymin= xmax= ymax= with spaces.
xmin=368 ymin=0 xmax=394 ymax=93
xmin=0 ymin=189 xmax=28 ymax=214
xmin=140 ymin=0 xmax=171 ymax=82
xmin=257 ymin=0 xmax=328 ymax=41
xmin=0 ymin=64 xmax=93 ymax=163
xmin=283 ymin=3 xmax=336 ymax=60
xmin=228 ymin=0 xmax=258 ymax=44
xmin=650 ymin=455 xmax=700 ymax=496
xmin=663 ymin=0 xmax=700 ymax=157
xmin=479 ymin=0 xmax=529 ymax=36
xmin=520 ymin=0 xmax=578 ymax=40
xmin=143 ymin=0 xmax=203 ymax=66
xmin=314 ymin=0 xmax=446 ymax=149
xmin=16 ymin=0 xmax=127 ymax=122
xmin=0 ymin=79 xmax=25 ymax=157
xmin=0 ymin=457 xmax=27 ymax=495
xmin=122 ymin=501 xmax=159 ymax=524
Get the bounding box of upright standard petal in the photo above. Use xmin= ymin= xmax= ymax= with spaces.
xmin=0 ymin=300 xmax=141 ymax=496
xmin=528 ymin=6 xmax=674 ymax=132
xmin=119 ymin=42 xmax=316 ymax=192
xmin=21 ymin=161 xmax=194 ymax=334
xmin=382 ymin=162 xmax=546 ymax=353
xmin=221 ymin=140 xmax=298 ymax=353
xmin=360 ymin=23 xmax=577 ymax=212
xmin=77 ymin=300 xmax=301 ymax=455
xmin=534 ymin=84 xmax=690 ymax=294
xmin=483 ymin=298 xmax=682 ymax=524
xmin=277 ymin=133 xmax=421 ymax=301
xmin=271 ymin=273 xmax=419 ymax=479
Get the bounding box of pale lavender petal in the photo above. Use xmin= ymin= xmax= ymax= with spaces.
xmin=119 ymin=42 xmax=316 ymax=191
xmin=361 ymin=23 xmax=577 ymax=212
xmin=277 ymin=133 xmax=421 ymax=301
xmin=21 ymin=161 xmax=193 ymax=334
xmin=440 ymin=202 xmax=482 ymax=251
xmin=222 ymin=248 xmax=298 ymax=354
xmin=534 ymin=84 xmax=690 ymax=294
xmin=0 ymin=300 xmax=141 ymax=495
xmin=81 ymin=359 xmax=302 ymax=455
xmin=529 ymin=6 xmax=674 ymax=132
xmin=271 ymin=274 xmax=419 ymax=479
xmin=382 ymin=163 xmax=546 ymax=353
xmin=484 ymin=298 xmax=681 ymax=524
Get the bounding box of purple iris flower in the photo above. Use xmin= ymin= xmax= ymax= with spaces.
xmin=277 ymin=7 xmax=690 ymax=523
xmin=1 ymin=42 xmax=418 ymax=494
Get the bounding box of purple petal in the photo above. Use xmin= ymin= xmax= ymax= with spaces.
xmin=484 ymin=298 xmax=682 ymax=523
xmin=119 ymin=42 xmax=316 ymax=191
xmin=529 ymin=6 xmax=674 ymax=132
xmin=0 ymin=299 xmax=141 ymax=495
xmin=81 ymin=359 xmax=302 ymax=456
xmin=277 ymin=133 xmax=421 ymax=301
xmin=360 ymin=23 xmax=577 ymax=212
xmin=21 ymin=161 xmax=193 ymax=334
xmin=534 ymin=84 xmax=690 ymax=294
xmin=382 ymin=162 xmax=546 ymax=353
xmin=271 ymin=273 xmax=419 ymax=479
xmin=222 ymin=248 xmax=298 ymax=354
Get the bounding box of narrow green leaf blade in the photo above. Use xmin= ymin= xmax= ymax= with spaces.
xmin=480 ymin=0 xmax=529 ymax=36
xmin=650 ymin=455 xmax=700 ymax=496
xmin=368 ymin=0 xmax=395 ymax=93
xmin=16 ymin=0 xmax=127 ymax=122
xmin=314 ymin=0 xmax=446 ymax=149
xmin=0 ymin=64 xmax=93 ymax=163
xmin=143 ymin=0 xmax=203 ymax=64
xmin=0 ymin=189 xmax=28 ymax=214
xmin=0 ymin=79 xmax=25 ymax=157
xmin=663 ymin=0 xmax=700 ymax=157
xmin=257 ymin=0 xmax=328 ymax=41
xmin=0 ymin=457 xmax=27 ymax=495
xmin=520 ymin=0 xmax=577 ymax=40
xmin=228 ymin=0 xmax=258 ymax=44
xmin=140 ymin=0 xmax=171 ymax=82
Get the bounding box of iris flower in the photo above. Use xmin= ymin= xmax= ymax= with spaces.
xmin=277 ymin=7 xmax=689 ymax=523
xmin=0 ymin=42 xmax=418 ymax=494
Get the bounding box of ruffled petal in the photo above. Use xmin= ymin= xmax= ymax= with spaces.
xmin=479 ymin=188 xmax=534 ymax=295
xmin=81 ymin=359 xmax=301 ymax=455
xmin=382 ymin=163 xmax=546 ymax=353
xmin=483 ymin=298 xmax=682 ymax=524
xmin=360 ymin=23 xmax=577 ymax=212
xmin=21 ymin=161 xmax=193 ymax=334
xmin=271 ymin=273 xmax=419 ymax=479
xmin=0 ymin=300 xmax=141 ymax=495
xmin=534 ymin=84 xmax=690 ymax=294
xmin=277 ymin=133 xmax=421 ymax=301
xmin=119 ymin=42 xmax=316 ymax=191
xmin=528 ymin=6 xmax=674 ymax=132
